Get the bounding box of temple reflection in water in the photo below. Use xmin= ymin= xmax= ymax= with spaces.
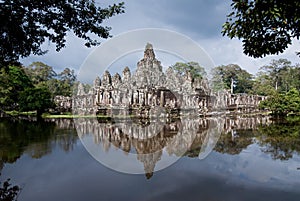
xmin=74 ymin=116 xmax=271 ymax=178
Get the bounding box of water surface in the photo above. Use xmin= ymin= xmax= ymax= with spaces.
xmin=0 ymin=117 xmax=299 ymax=201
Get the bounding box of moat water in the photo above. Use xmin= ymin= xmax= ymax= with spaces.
xmin=0 ymin=116 xmax=299 ymax=201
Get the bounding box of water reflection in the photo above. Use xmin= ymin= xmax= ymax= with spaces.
xmin=74 ymin=116 xmax=275 ymax=177
xmin=0 ymin=118 xmax=77 ymax=166
xmin=1 ymin=116 xmax=299 ymax=176
xmin=1 ymin=117 xmax=300 ymax=201
xmin=257 ymin=118 xmax=300 ymax=160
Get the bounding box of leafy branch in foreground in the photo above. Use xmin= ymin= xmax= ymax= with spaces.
xmin=0 ymin=0 xmax=125 ymax=66
xmin=222 ymin=0 xmax=300 ymax=58
xmin=0 ymin=175 xmax=20 ymax=201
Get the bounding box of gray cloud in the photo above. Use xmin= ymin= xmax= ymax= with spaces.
xmin=103 ymin=0 xmax=231 ymax=39
xmin=20 ymin=0 xmax=299 ymax=74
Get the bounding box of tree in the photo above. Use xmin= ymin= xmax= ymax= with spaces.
xmin=58 ymin=68 xmax=76 ymax=86
xmin=259 ymin=88 xmax=300 ymax=116
xmin=0 ymin=65 xmax=33 ymax=109
xmin=0 ymin=0 xmax=125 ymax=66
xmin=25 ymin=63 xmax=77 ymax=97
xmin=171 ymin=62 xmax=207 ymax=79
xmin=290 ymin=64 xmax=300 ymax=91
xmin=19 ymin=87 xmax=54 ymax=117
xmin=222 ymin=0 xmax=300 ymax=57
xmin=57 ymin=67 xmax=77 ymax=96
xmin=251 ymin=72 xmax=275 ymax=96
xmin=285 ymin=88 xmax=300 ymax=114
xmin=259 ymin=91 xmax=287 ymax=116
xmin=260 ymin=59 xmax=292 ymax=91
xmin=255 ymin=59 xmax=300 ymax=93
xmin=235 ymin=68 xmax=254 ymax=93
xmin=25 ymin=62 xmax=57 ymax=85
xmin=211 ymin=64 xmax=253 ymax=93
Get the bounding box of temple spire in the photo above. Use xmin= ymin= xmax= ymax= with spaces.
xmin=144 ymin=43 xmax=155 ymax=60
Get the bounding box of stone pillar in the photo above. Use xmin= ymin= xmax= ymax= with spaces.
xmin=160 ymin=91 xmax=164 ymax=107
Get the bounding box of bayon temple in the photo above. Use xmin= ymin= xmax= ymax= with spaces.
xmin=56 ymin=43 xmax=266 ymax=116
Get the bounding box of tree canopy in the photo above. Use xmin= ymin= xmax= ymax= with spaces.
xmin=0 ymin=0 xmax=124 ymax=66
xmin=0 ymin=62 xmax=78 ymax=117
xmin=0 ymin=65 xmax=33 ymax=109
xmin=171 ymin=62 xmax=207 ymax=79
xmin=222 ymin=0 xmax=300 ymax=57
xmin=25 ymin=62 xmax=77 ymax=96
xmin=260 ymin=58 xmax=292 ymax=91
xmin=253 ymin=59 xmax=300 ymax=95
xmin=259 ymin=88 xmax=300 ymax=116
xmin=19 ymin=87 xmax=54 ymax=117
xmin=211 ymin=64 xmax=253 ymax=93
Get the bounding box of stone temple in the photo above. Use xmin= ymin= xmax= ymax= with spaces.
xmin=68 ymin=43 xmax=265 ymax=116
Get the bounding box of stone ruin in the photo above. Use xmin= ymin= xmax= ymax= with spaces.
xmin=57 ymin=43 xmax=266 ymax=116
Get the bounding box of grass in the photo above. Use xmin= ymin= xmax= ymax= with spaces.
xmin=4 ymin=110 xmax=299 ymax=120
xmin=42 ymin=113 xmax=136 ymax=119
xmin=4 ymin=110 xmax=136 ymax=119
xmin=5 ymin=110 xmax=37 ymax=116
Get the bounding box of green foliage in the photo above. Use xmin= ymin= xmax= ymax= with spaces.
xmin=259 ymin=88 xmax=300 ymax=116
xmin=260 ymin=59 xmax=292 ymax=91
xmin=257 ymin=118 xmax=300 ymax=160
xmin=56 ymin=67 xmax=77 ymax=96
xmin=253 ymin=59 xmax=300 ymax=95
xmin=19 ymin=87 xmax=55 ymax=117
xmin=259 ymin=91 xmax=287 ymax=116
xmin=171 ymin=62 xmax=206 ymax=79
xmin=211 ymin=64 xmax=253 ymax=93
xmin=286 ymin=88 xmax=300 ymax=113
xmin=0 ymin=66 xmax=33 ymax=108
xmin=222 ymin=0 xmax=300 ymax=57
xmin=214 ymin=129 xmax=254 ymax=155
xmin=251 ymin=72 xmax=275 ymax=96
xmin=0 ymin=118 xmax=77 ymax=162
xmin=25 ymin=62 xmax=57 ymax=85
xmin=0 ymin=0 xmax=125 ymax=66
xmin=24 ymin=62 xmax=77 ymax=97
xmin=0 ymin=61 xmax=76 ymax=115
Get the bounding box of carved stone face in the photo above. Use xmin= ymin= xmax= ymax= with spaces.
xmin=144 ymin=43 xmax=155 ymax=60
xmin=102 ymin=71 xmax=112 ymax=86
xmin=93 ymin=76 xmax=101 ymax=87
xmin=112 ymin=73 xmax=122 ymax=87
xmin=122 ymin=67 xmax=131 ymax=81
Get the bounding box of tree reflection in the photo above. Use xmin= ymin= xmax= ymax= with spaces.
xmin=214 ymin=129 xmax=257 ymax=155
xmin=1 ymin=116 xmax=299 ymax=180
xmin=257 ymin=117 xmax=300 ymax=160
xmin=0 ymin=119 xmax=54 ymax=163
xmin=0 ymin=118 xmax=77 ymax=165
xmin=211 ymin=116 xmax=300 ymax=161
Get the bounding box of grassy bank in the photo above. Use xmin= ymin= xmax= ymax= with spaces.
xmin=5 ymin=110 xmax=37 ymax=116
xmin=3 ymin=110 xmax=300 ymax=120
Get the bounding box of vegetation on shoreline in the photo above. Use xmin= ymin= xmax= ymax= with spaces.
xmin=1 ymin=58 xmax=300 ymax=119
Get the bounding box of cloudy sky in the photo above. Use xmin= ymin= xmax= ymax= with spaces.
xmin=21 ymin=0 xmax=299 ymax=76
